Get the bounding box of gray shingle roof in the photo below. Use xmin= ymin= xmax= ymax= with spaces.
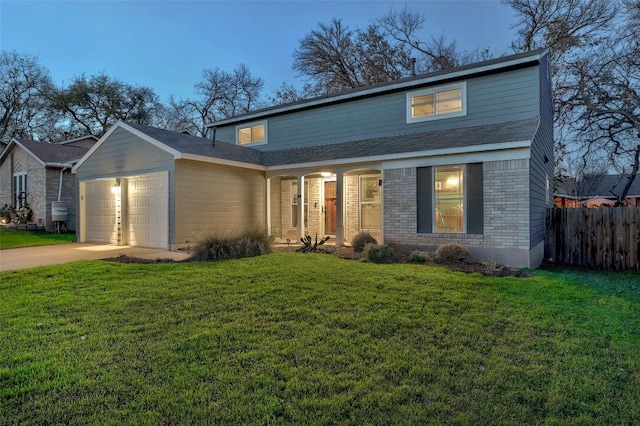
xmin=15 ymin=138 xmax=91 ymax=164
xmin=261 ymin=118 xmax=540 ymax=166
xmin=125 ymin=123 xmax=264 ymax=165
xmin=582 ymin=174 xmax=640 ymax=197
xmin=127 ymin=118 xmax=539 ymax=168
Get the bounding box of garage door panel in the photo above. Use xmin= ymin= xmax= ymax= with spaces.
xmin=84 ymin=180 xmax=118 ymax=244
xmin=127 ymin=173 xmax=168 ymax=249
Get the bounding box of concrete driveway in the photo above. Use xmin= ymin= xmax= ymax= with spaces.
xmin=0 ymin=243 xmax=191 ymax=272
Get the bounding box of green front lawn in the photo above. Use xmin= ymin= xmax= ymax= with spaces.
xmin=0 ymin=228 xmax=76 ymax=250
xmin=1 ymin=254 xmax=638 ymax=424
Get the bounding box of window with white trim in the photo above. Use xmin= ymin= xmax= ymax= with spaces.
xmin=546 ymin=174 xmax=551 ymax=205
xmin=407 ymin=82 xmax=467 ymax=123
xmin=236 ymin=121 xmax=267 ymax=145
xmin=291 ymin=180 xmax=309 ymax=228
xmin=434 ymin=166 xmax=465 ymax=233
xmin=359 ymin=175 xmax=381 ymax=231
xmin=13 ymin=172 xmax=27 ymax=208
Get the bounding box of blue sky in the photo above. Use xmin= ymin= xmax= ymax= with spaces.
xmin=1 ymin=1 xmax=518 ymax=102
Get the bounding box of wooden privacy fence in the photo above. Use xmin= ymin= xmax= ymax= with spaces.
xmin=546 ymin=207 xmax=640 ymax=270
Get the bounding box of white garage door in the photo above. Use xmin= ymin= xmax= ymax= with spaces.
xmin=84 ymin=180 xmax=118 ymax=244
xmin=127 ymin=173 xmax=168 ymax=249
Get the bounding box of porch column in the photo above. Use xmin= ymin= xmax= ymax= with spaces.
xmin=335 ymin=171 xmax=344 ymax=246
xmin=297 ymin=175 xmax=305 ymax=242
xmin=265 ymin=177 xmax=271 ymax=237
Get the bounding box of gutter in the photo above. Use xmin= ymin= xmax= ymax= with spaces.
xmin=44 ymin=162 xmax=74 ymax=201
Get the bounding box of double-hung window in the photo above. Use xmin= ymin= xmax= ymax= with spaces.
xmin=236 ymin=121 xmax=267 ymax=145
xmin=13 ymin=172 xmax=27 ymax=208
xmin=417 ymin=163 xmax=483 ymax=235
xmin=434 ymin=166 xmax=465 ymax=233
xmin=407 ymin=82 xmax=467 ymax=123
xmin=359 ymin=175 xmax=381 ymax=231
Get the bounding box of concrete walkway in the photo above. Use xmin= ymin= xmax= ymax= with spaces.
xmin=0 ymin=243 xmax=191 ymax=272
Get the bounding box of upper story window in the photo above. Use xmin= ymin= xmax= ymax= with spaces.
xmin=407 ymin=82 xmax=467 ymax=123
xmin=236 ymin=121 xmax=267 ymax=145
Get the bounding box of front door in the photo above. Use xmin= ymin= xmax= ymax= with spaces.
xmin=324 ymin=180 xmax=336 ymax=236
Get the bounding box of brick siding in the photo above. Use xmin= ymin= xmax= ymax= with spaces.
xmin=383 ymin=159 xmax=531 ymax=255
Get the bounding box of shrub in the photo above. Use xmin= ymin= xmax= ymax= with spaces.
xmin=14 ymin=203 xmax=33 ymax=224
xmin=235 ymin=227 xmax=272 ymax=258
xmin=190 ymin=234 xmax=237 ymax=261
xmin=190 ymin=228 xmax=271 ymax=262
xmin=351 ymin=232 xmax=378 ymax=253
xmin=362 ymin=243 xmax=395 ymax=263
xmin=435 ymin=243 xmax=471 ymax=262
xmin=409 ymin=250 xmax=428 ymax=263
xmin=0 ymin=204 xmax=12 ymax=222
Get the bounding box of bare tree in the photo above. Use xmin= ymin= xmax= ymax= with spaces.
xmin=565 ymin=5 xmax=640 ymax=205
xmin=49 ymin=73 xmax=161 ymax=137
xmin=504 ymin=0 xmax=622 ymax=183
xmin=216 ymin=64 xmax=264 ymax=118
xmin=378 ymin=7 xmax=491 ymax=73
xmin=293 ymin=18 xmax=410 ymax=93
xmin=154 ymin=96 xmax=200 ymax=136
xmin=506 ymin=0 xmax=615 ymax=55
xmin=0 ymin=51 xmax=58 ymax=143
xmin=161 ymin=64 xmax=264 ymax=137
xmin=269 ymin=82 xmax=324 ymax=106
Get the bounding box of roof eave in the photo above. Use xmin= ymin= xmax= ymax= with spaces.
xmin=1 ymin=138 xmax=46 ymax=166
xmin=72 ymin=121 xmax=183 ymax=173
xmin=265 ymin=140 xmax=532 ymax=171
xmin=180 ymin=153 xmax=266 ymax=171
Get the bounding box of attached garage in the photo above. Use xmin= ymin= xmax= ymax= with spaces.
xmin=73 ymin=121 xmax=266 ymax=251
xmin=80 ymin=173 xmax=169 ymax=249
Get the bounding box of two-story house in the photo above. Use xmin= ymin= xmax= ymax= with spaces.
xmin=72 ymin=49 xmax=553 ymax=267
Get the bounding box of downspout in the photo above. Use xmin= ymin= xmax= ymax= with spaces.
xmin=58 ymin=167 xmax=66 ymax=201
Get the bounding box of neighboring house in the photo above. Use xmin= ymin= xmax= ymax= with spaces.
xmin=72 ymin=49 xmax=553 ymax=268
xmin=555 ymin=174 xmax=640 ymax=207
xmin=0 ymin=136 xmax=98 ymax=231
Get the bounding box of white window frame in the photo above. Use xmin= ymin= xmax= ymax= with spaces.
xmin=235 ymin=120 xmax=267 ymax=146
xmin=291 ymin=180 xmax=309 ymax=229
xmin=406 ymin=82 xmax=467 ymax=123
xmin=13 ymin=172 xmax=27 ymax=208
xmin=359 ymin=175 xmax=381 ymax=231
xmin=545 ymin=174 xmax=551 ymax=205
xmin=433 ymin=165 xmax=466 ymax=234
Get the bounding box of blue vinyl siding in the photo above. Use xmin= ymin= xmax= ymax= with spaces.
xmin=215 ymin=66 xmax=540 ymax=151
xmin=76 ymin=128 xmax=174 ymax=181
xmin=529 ymin=55 xmax=555 ymax=248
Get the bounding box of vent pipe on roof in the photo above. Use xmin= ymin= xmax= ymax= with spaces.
xmin=211 ymin=127 xmax=217 ymax=147
xmin=410 ymin=58 xmax=416 ymax=76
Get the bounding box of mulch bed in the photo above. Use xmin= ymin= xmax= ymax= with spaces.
xmin=104 ymin=246 xmax=526 ymax=278
xmin=102 ymin=254 xmax=179 ymax=264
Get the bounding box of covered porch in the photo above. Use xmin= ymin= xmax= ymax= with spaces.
xmin=265 ymin=166 xmax=382 ymax=247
